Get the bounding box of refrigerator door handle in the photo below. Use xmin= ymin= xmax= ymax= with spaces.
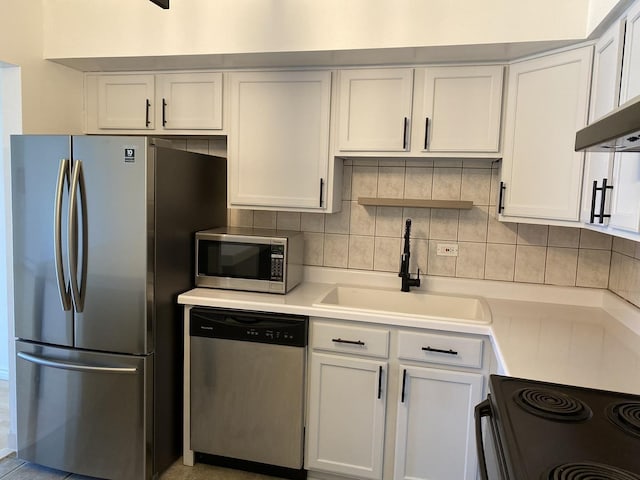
xmin=69 ymin=159 xmax=88 ymax=313
xmin=17 ymin=351 xmax=138 ymax=374
xmin=54 ymin=158 xmax=72 ymax=311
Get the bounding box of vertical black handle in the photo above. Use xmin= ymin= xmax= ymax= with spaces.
xmin=162 ymin=98 xmax=167 ymax=127
xmin=424 ymin=117 xmax=430 ymax=150
xmin=145 ymin=99 xmax=151 ymax=127
xmin=590 ymin=179 xmax=598 ymax=223
xmin=401 ymin=369 xmax=407 ymax=403
xmin=497 ymin=182 xmax=506 ymax=214
xmin=598 ymin=178 xmax=613 ymax=224
xmin=319 ymin=178 xmax=324 ymax=207
xmin=402 ymin=117 xmax=408 ymax=150
xmin=475 ymin=399 xmax=492 ymax=480
xmin=377 ymin=366 xmax=383 ymax=399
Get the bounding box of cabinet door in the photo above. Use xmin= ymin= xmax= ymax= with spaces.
xmin=581 ymin=20 xmax=623 ymax=225
xmin=306 ymin=353 xmax=386 ymax=480
xmin=156 ymin=72 xmax=223 ymax=130
xmin=97 ymin=75 xmax=155 ymax=130
xmin=337 ymin=68 xmax=413 ymax=152
xmin=228 ymin=70 xmax=331 ymax=209
xmin=620 ymin=0 xmax=640 ymax=104
xmin=500 ymin=46 xmax=592 ymax=222
xmin=418 ymin=65 xmax=503 ymax=153
xmin=394 ymin=366 xmax=483 ymax=480
xmin=609 ymin=151 xmax=640 ymax=232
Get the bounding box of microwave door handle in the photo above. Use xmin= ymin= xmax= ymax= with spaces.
xmin=55 ymin=158 xmax=72 ymax=311
xmin=68 ymin=159 xmax=88 ymax=313
xmin=475 ymin=399 xmax=492 ymax=480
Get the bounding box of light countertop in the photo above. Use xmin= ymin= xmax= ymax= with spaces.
xmin=178 ymin=267 xmax=640 ymax=395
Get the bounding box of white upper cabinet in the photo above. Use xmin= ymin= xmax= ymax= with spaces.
xmin=156 ymin=72 xmax=223 ymax=130
xmin=581 ymin=0 xmax=640 ymax=237
xmin=86 ymin=72 xmax=224 ymax=134
xmin=416 ymin=65 xmax=504 ymax=153
xmin=607 ymin=0 xmax=640 ymax=235
xmin=228 ymin=70 xmax=338 ymax=212
xmin=335 ymin=66 xmax=504 ymax=157
xmin=620 ymin=0 xmax=640 ymax=104
xmin=499 ymin=46 xmax=592 ymax=225
xmin=581 ymin=19 xmax=624 ymax=226
xmin=95 ymin=74 xmax=155 ymax=130
xmin=337 ymin=68 xmax=414 ymax=152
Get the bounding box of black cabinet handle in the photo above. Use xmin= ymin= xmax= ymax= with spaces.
xmin=145 ymin=99 xmax=151 ymax=127
xmin=331 ymin=338 xmax=365 ymax=346
xmin=403 ymin=117 xmax=408 ymax=150
xmin=377 ymin=366 xmax=383 ymax=399
xmin=598 ymin=177 xmax=613 ymax=224
xmin=590 ymin=178 xmax=614 ymax=224
xmin=162 ymin=98 xmax=167 ymax=127
xmin=589 ymin=179 xmax=598 ymax=223
xmin=422 ymin=346 xmax=458 ymax=355
xmin=424 ymin=117 xmax=430 ymax=150
xmin=319 ymin=178 xmax=324 ymax=207
xmin=401 ymin=368 xmax=407 ymax=403
xmin=497 ymin=181 xmax=506 ymax=214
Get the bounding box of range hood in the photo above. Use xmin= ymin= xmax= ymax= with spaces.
xmin=575 ymin=96 xmax=640 ymax=152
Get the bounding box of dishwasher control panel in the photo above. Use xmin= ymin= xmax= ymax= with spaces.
xmin=190 ymin=307 xmax=308 ymax=347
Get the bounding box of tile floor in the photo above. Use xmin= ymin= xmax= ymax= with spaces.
xmin=0 ymin=453 xmax=280 ymax=480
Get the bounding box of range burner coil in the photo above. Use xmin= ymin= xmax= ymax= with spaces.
xmin=607 ymin=401 xmax=640 ymax=438
xmin=546 ymin=461 xmax=640 ymax=479
xmin=513 ymin=388 xmax=592 ymax=422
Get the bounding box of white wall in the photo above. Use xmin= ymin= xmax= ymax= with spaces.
xmin=0 ymin=0 xmax=82 ymax=133
xmin=43 ymin=0 xmax=593 ymax=60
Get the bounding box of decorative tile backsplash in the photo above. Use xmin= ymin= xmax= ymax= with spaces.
xmin=174 ymin=138 xmax=640 ymax=308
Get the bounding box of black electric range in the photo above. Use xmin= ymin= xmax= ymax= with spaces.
xmin=476 ymin=375 xmax=640 ymax=479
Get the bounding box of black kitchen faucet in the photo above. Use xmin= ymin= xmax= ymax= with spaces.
xmin=399 ymin=218 xmax=421 ymax=292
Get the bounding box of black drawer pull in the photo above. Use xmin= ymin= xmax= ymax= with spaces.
xmin=332 ymin=338 xmax=365 ymax=346
xmin=422 ymin=346 xmax=458 ymax=355
xmin=401 ymin=368 xmax=407 ymax=403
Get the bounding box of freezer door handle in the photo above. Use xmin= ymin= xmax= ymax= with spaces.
xmin=55 ymin=159 xmax=72 ymax=311
xmin=69 ymin=159 xmax=88 ymax=313
xmin=17 ymin=351 xmax=138 ymax=374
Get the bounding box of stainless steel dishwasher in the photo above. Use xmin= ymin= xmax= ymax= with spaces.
xmin=189 ymin=306 xmax=308 ymax=476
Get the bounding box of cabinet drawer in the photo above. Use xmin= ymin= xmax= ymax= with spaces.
xmin=312 ymin=322 xmax=390 ymax=359
xmin=397 ymin=331 xmax=483 ymax=368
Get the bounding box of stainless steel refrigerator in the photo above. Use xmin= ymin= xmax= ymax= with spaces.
xmin=11 ymin=135 xmax=227 ymax=480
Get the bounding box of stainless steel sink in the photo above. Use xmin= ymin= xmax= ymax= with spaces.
xmin=313 ymin=286 xmax=491 ymax=324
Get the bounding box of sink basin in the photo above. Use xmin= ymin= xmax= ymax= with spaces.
xmin=313 ymin=286 xmax=491 ymax=324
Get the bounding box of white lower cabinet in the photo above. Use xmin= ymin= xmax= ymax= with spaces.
xmin=394 ymin=366 xmax=484 ymax=480
xmin=306 ymin=352 xmax=387 ymax=480
xmin=306 ymin=320 xmax=488 ymax=480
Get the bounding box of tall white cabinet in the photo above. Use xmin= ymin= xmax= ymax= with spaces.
xmin=581 ymin=0 xmax=640 ymax=237
xmin=227 ymin=70 xmax=339 ymax=212
xmin=499 ymin=46 xmax=592 ymax=225
xmin=609 ymin=0 xmax=640 ymax=234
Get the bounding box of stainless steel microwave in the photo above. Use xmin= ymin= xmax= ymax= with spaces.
xmin=195 ymin=227 xmax=304 ymax=294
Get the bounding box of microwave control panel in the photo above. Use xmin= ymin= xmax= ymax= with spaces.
xmin=270 ymin=244 xmax=285 ymax=281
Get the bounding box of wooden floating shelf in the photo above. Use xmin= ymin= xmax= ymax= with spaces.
xmin=357 ymin=197 xmax=474 ymax=209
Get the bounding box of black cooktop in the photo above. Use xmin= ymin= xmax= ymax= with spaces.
xmin=489 ymin=375 xmax=640 ymax=479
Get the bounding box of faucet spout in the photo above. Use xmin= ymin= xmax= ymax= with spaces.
xmin=399 ymin=219 xmax=421 ymax=292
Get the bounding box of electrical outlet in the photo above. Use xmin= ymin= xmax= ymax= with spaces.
xmin=436 ymin=243 xmax=458 ymax=257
